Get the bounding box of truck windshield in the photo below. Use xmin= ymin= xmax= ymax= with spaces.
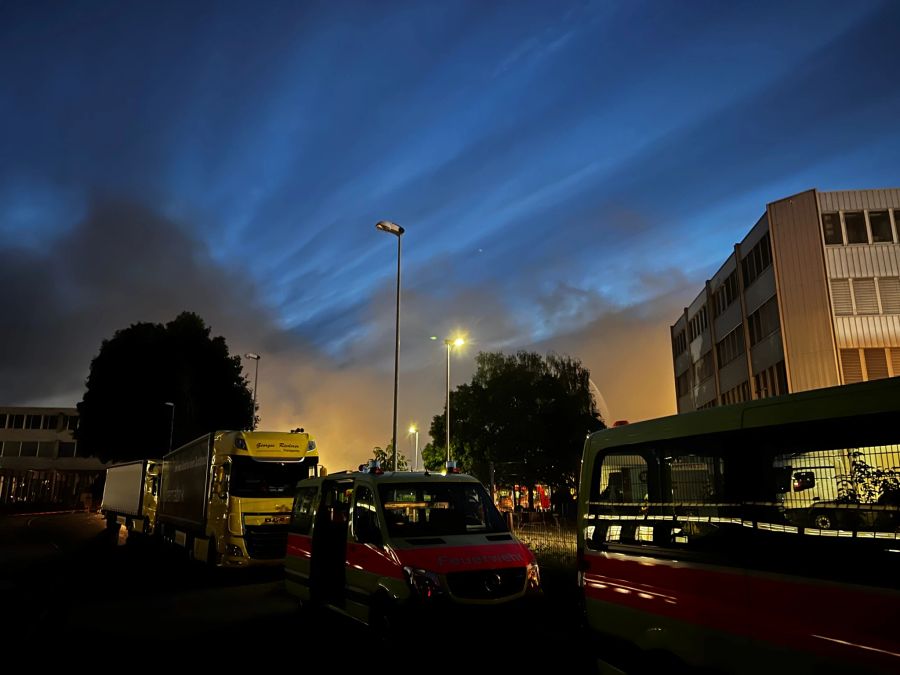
xmin=229 ymin=457 xmax=311 ymax=498
xmin=378 ymin=482 xmax=508 ymax=537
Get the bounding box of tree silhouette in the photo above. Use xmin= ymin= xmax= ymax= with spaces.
xmin=428 ymin=351 xmax=605 ymax=501
xmin=76 ymin=312 xmax=254 ymax=462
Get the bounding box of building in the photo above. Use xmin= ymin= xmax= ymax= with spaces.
xmin=0 ymin=406 xmax=106 ymax=510
xmin=671 ymin=188 xmax=900 ymax=413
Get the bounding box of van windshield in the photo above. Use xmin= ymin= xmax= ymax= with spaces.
xmin=229 ymin=457 xmax=312 ymax=498
xmin=378 ymin=482 xmax=508 ymax=537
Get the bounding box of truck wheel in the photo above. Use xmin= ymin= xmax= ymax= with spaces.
xmin=207 ymin=536 xmax=220 ymax=567
xmin=813 ymin=512 xmax=834 ymax=530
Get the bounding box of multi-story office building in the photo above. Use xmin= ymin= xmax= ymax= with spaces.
xmin=0 ymin=407 xmax=105 ymax=510
xmin=672 ymin=188 xmax=900 ymax=413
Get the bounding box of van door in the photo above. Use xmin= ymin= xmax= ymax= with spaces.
xmin=345 ymin=483 xmax=387 ymax=622
xmin=310 ymin=479 xmax=352 ymax=608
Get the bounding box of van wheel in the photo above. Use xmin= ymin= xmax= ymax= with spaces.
xmin=813 ymin=512 xmax=834 ymax=530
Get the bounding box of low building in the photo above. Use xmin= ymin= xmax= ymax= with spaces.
xmin=0 ymin=407 xmax=105 ymax=511
xmin=672 ymin=188 xmax=900 ymax=413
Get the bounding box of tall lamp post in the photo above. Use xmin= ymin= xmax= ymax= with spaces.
xmin=376 ymin=220 xmax=405 ymax=471
xmin=244 ymin=353 xmax=261 ymax=430
xmin=408 ymin=425 xmax=419 ymax=471
xmin=444 ymin=337 xmax=465 ymax=462
xmin=164 ymin=402 xmax=175 ymax=452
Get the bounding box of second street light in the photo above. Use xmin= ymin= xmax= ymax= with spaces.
xmin=376 ymin=220 xmax=405 ymax=472
xmin=408 ymin=424 xmax=419 ymax=471
xmin=445 ymin=337 xmax=465 ymax=463
xmin=244 ymin=353 xmax=260 ymax=430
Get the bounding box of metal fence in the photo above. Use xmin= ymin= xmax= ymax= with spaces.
xmin=510 ymin=513 xmax=577 ymax=569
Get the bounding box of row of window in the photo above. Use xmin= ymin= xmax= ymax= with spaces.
xmin=676 ymin=370 xmax=690 ymax=398
xmin=693 ymin=351 xmax=715 ymax=385
xmin=688 ymin=306 xmax=709 ymax=342
xmin=822 ymin=209 xmax=898 ymax=247
xmin=672 ymin=329 xmax=687 ymax=357
xmin=0 ymin=440 xmax=77 ymax=458
xmin=841 ymin=347 xmax=900 ymax=384
xmin=747 ymin=296 xmax=781 ymax=346
xmin=716 ymin=326 xmax=746 ymax=367
xmin=831 ymin=277 xmax=900 ymax=316
xmin=713 ymin=270 xmax=739 ymax=319
xmin=754 ymin=360 xmax=788 ymax=400
xmin=741 ymin=232 xmax=772 ymax=289
xmin=721 ymin=381 xmax=751 ymax=406
xmin=0 ymin=413 xmax=78 ymax=432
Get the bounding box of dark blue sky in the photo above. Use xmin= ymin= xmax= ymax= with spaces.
xmin=2 ymin=1 xmax=899 ymax=465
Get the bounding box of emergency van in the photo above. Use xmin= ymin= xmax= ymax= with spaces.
xmin=284 ymin=464 xmax=541 ymax=629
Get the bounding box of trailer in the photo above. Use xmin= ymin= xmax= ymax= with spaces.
xmin=100 ymin=459 xmax=159 ymax=536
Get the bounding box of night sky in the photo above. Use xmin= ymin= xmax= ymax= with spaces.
xmin=3 ymin=1 xmax=899 ymax=469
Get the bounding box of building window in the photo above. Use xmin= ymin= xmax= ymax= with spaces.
xmin=0 ymin=413 xmax=6 ymax=429
xmin=844 ymin=211 xmax=868 ymax=244
xmin=1 ymin=441 xmax=20 ymax=457
xmin=721 ymin=381 xmax=750 ymax=406
xmin=821 ymin=213 xmax=843 ymax=245
xmin=713 ymin=270 xmax=739 ymax=318
xmin=741 ymin=232 xmax=772 ymax=288
xmin=42 ymin=414 xmax=59 ymax=431
xmin=27 ymin=414 xmax=43 ymax=430
xmin=869 ymin=211 xmax=893 ymax=243
xmin=830 ymin=279 xmax=853 ymax=315
xmin=879 ymin=277 xmax=900 ymax=314
xmin=891 ymin=348 xmax=900 ymax=378
xmin=20 ymin=442 xmax=39 ymax=457
xmin=688 ymin=306 xmax=709 ymax=342
xmin=864 ymin=349 xmax=889 ymax=380
xmin=693 ymin=351 xmax=715 ymax=384
xmin=672 ymin=329 xmax=687 ymax=357
xmin=753 ymin=361 xmax=788 ymax=400
xmin=747 ymin=296 xmax=780 ymax=346
xmin=57 ymin=442 xmax=76 ymax=458
xmin=841 ymin=349 xmax=863 ymax=384
xmin=676 ymin=371 xmax=691 ymax=398
xmin=852 ymin=278 xmax=879 ymax=314
xmin=715 ymin=327 xmax=745 ymax=367
xmin=64 ymin=415 xmax=78 ymax=431
xmin=9 ymin=414 xmax=24 ymax=429
xmin=37 ymin=442 xmax=57 ymax=458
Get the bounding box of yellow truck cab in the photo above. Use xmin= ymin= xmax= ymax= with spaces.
xmin=284 ymin=462 xmax=541 ymax=629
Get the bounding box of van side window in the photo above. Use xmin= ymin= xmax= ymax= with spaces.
xmin=290 ymin=487 xmax=318 ymax=535
xmin=353 ymin=485 xmax=380 ymax=544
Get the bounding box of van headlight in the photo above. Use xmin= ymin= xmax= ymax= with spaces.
xmin=526 ymin=562 xmax=541 ymax=591
xmin=403 ymin=566 xmax=443 ymax=600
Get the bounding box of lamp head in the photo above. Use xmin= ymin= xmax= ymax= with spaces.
xmin=375 ymin=220 xmax=405 ymax=236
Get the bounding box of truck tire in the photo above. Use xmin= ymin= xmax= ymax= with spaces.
xmin=207 ymin=536 xmax=220 ymax=567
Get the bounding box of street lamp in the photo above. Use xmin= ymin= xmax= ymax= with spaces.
xmin=164 ymin=402 xmax=175 ymax=452
xmin=376 ymin=220 xmax=405 ymax=472
xmin=408 ymin=425 xmax=419 ymax=471
xmin=444 ymin=337 xmax=465 ymax=462
xmin=244 ymin=353 xmax=261 ymax=430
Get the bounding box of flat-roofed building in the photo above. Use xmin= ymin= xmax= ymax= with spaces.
xmin=672 ymin=188 xmax=900 ymax=413
xmin=0 ymin=406 xmax=105 ymax=510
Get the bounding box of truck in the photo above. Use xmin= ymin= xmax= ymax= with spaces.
xmin=101 ymin=429 xmax=320 ymax=567
xmin=100 ymin=459 xmax=160 ymax=536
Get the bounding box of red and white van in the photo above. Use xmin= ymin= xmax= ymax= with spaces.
xmin=284 ymin=465 xmax=541 ymax=630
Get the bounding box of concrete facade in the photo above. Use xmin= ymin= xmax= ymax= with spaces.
xmin=672 ymin=188 xmax=900 ymax=413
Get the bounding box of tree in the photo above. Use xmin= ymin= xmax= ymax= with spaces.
xmin=368 ymin=442 xmax=410 ymax=471
xmin=76 ymin=312 xmax=254 ymax=462
xmin=428 ymin=351 xmax=604 ymax=504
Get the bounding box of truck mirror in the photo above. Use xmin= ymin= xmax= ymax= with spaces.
xmin=793 ymin=471 xmax=815 ymax=492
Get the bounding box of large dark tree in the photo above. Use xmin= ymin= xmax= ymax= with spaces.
xmin=427 ymin=351 xmax=605 ymax=503
xmin=76 ymin=312 xmax=254 ymax=462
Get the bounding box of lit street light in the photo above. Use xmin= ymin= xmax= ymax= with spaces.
xmin=445 ymin=337 xmax=465 ymax=463
xmin=164 ymin=402 xmax=175 ymax=452
xmin=244 ymin=353 xmax=261 ymax=430
xmin=376 ymin=220 xmax=405 ymax=472
xmin=408 ymin=424 xmax=419 ymax=471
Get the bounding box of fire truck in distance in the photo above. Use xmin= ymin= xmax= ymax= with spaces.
xmin=101 ymin=429 xmax=319 ymax=566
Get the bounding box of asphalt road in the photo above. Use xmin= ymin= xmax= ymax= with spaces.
xmin=0 ymin=512 xmax=596 ymax=667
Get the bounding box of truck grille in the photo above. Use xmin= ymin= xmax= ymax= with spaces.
xmin=446 ymin=567 xmax=526 ymax=600
xmin=244 ymin=526 xmax=289 ymax=560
